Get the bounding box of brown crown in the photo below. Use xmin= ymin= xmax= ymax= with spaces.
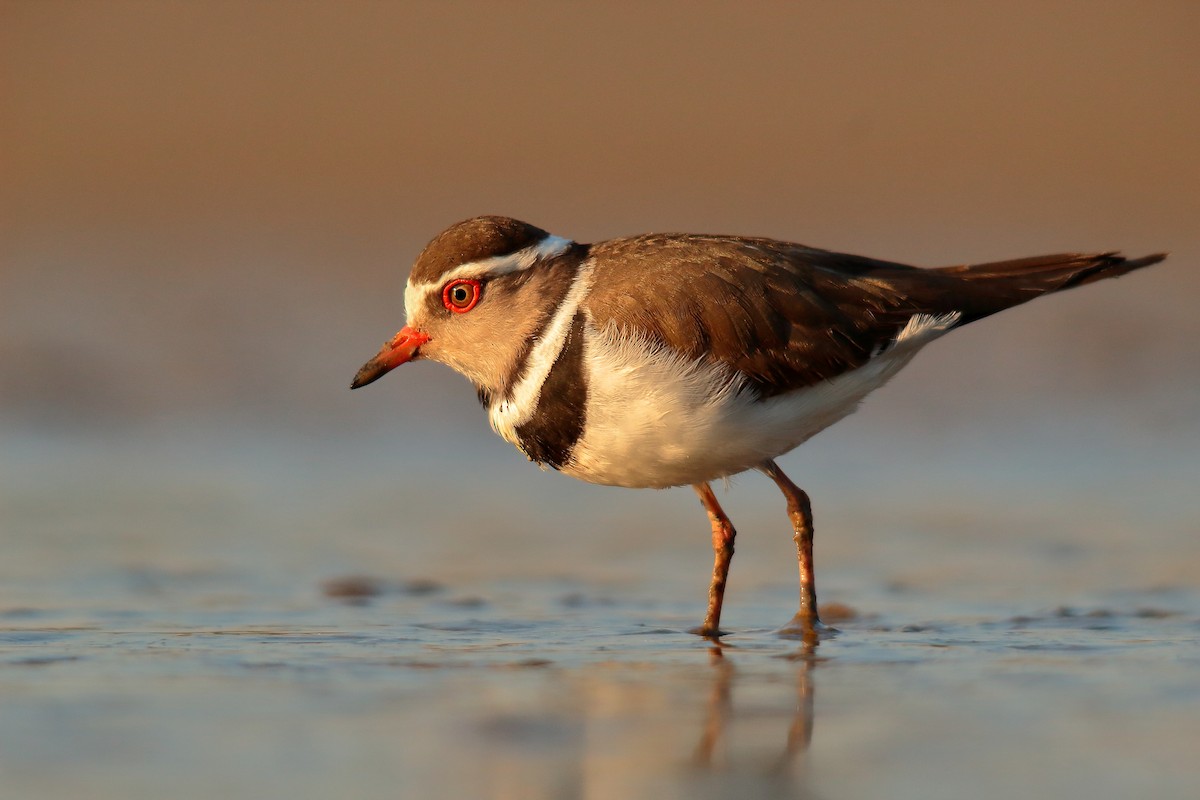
xmin=410 ymin=216 xmax=551 ymax=283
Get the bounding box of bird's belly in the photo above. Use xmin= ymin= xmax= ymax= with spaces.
xmin=561 ymin=325 xmax=919 ymax=489
xmin=564 ymin=387 xmax=854 ymax=489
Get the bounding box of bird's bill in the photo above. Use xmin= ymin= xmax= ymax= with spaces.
xmin=350 ymin=326 xmax=431 ymax=389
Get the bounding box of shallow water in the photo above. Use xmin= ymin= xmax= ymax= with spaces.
xmin=2 ymin=427 xmax=1198 ymax=799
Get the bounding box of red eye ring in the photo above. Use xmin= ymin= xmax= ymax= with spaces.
xmin=442 ymin=279 xmax=481 ymax=313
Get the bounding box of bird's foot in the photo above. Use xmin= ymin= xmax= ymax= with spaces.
xmin=776 ymin=611 xmax=837 ymax=644
xmin=687 ymin=622 xmax=731 ymax=640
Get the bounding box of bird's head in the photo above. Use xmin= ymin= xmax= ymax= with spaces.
xmin=351 ymin=216 xmax=582 ymax=399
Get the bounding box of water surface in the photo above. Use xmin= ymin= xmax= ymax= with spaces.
xmin=2 ymin=428 xmax=1196 ymax=799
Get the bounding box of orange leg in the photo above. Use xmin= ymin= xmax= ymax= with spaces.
xmin=691 ymin=482 xmax=736 ymax=638
xmin=759 ymin=460 xmax=825 ymax=641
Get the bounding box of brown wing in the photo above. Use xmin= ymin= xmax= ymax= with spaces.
xmin=584 ymin=234 xmax=931 ymax=397
xmin=583 ymin=233 xmax=1164 ymax=398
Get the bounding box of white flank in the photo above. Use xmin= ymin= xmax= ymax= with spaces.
xmin=488 ymin=257 xmax=597 ymax=445
xmin=894 ymin=311 xmax=961 ymax=347
xmin=567 ymin=311 xmax=961 ymax=489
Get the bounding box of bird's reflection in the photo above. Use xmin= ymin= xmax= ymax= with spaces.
xmin=776 ymin=644 xmax=816 ymax=773
xmin=692 ymin=645 xmax=736 ymax=764
xmin=692 ymin=638 xmax=818 ymax=778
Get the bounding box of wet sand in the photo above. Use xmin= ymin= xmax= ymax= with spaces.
xmin=2 ymin=429 xmax=1197 ymax=799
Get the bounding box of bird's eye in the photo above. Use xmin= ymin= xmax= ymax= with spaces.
xmin=442 ymin=279 xmax=481 ymax=313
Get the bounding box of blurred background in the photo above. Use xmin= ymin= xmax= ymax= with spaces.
xmin=2 ymin=0 xmax=1196 ymax=597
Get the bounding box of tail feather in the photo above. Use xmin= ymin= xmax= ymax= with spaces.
xmin=922 ymin=251 xmax=1166 ymax=325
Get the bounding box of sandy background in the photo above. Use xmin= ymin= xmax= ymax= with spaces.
xmin=2 ymin=1 xmax=1196 ymax=438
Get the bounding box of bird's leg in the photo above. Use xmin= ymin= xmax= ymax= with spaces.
xmin=690 ymin=482 xmax=736 ymax=638
xmin=759 ymin=460 xmax=826 ymax=641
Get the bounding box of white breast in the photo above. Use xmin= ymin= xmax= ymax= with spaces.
xmin=564 ymin=312 xmax=960 ymax=489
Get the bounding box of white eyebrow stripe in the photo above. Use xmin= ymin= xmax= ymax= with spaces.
xmin=403 ymin=279 xmax=431 ymax=323
xmin=410 ymin=234 xmax=574 ymax=290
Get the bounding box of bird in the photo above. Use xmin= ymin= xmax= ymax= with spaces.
xmin=351 ymin=215 xmax=1165 ymax=640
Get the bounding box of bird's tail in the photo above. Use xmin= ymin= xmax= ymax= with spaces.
xmin=927 ymin=251 xmax=1166 ymax=325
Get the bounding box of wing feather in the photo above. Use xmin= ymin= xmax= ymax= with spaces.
xmin=582 ymin=234 xmax=1163 ymax=399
